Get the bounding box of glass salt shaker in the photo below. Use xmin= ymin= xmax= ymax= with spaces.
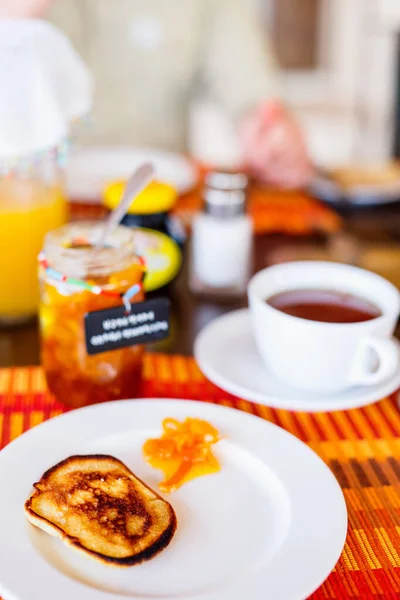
xmin=189 ymin=172 xmax=253 ymax=299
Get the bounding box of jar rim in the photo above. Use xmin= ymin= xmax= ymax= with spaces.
xmin=43 ymin=221 xmax=140 ymax=279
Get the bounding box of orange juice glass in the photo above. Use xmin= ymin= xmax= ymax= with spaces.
xmin=39 ymin=222 xmax=145 ymax=408
xmin=0 ymin=177 xmax=67 ymax=324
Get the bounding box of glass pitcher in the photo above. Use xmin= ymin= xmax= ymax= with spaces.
xmin=0 ymin=150 xmax=67 ymax=324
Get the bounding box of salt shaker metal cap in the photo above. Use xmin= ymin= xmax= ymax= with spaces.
xmin=204 ymin=171 xmax=249 ymax=219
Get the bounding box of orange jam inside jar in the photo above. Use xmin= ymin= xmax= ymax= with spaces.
xmin=39 ymin=222 xmax=145 ymax=408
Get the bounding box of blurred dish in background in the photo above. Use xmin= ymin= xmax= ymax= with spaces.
xmin=122 ymin=227 xmax=182 ymax=293
xmin=174 ymin=186 xmax=342 ymax=236
xmin=104 ymin=180 xmax=178 ymax=215
xmin=311 ymin=162 xmax=400 ymax=206
xmin=66 ymin=146 xmax=199 ymax=202
xmin=103 ymin=180 xmax=183 ymax=292
xmin=103 ymin=179 xmax=185 ymax=246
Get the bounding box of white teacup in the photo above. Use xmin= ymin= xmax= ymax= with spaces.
xmin=248 ymin=262 xmax=400 ymax=393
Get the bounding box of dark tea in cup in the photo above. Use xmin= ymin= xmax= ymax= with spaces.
xmin=266 ymin=289 xmax=382 ymax=324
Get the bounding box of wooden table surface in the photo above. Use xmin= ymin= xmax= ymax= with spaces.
xmin=1 ymin=202 xmax=400 ymax=367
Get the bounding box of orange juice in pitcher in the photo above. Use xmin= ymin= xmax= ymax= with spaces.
xmin=0 ymin=178 xmax=67 ymax=324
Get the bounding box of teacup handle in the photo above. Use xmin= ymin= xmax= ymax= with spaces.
xmin=349 ymin=336 xmax=399 ymax=387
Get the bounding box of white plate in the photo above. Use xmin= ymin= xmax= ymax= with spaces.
xmin=310 ymin=173 xmax=400 ymax=206
xmin=195 ymin=309 xmax=400 ymax=412
xmin=0 ymin=399 xmax=347 ymax=600
xmin=66 ymin=145 xmax=199 ymax=201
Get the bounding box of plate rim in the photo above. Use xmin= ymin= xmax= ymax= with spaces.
xmin=310 ymin=172 xmax=400 ymax=206
xmin=194 ymin=308 xmax=400 ymax=412
xmin=0 ymin=398 xmax=347 ymax=600
xmin=66 ymin=145 xmax=199 ymax=200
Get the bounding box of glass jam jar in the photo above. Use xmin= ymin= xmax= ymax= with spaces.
xmin=39 ymin=222 xmax=145 ymax=408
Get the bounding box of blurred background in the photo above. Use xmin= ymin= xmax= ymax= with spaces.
xmin=47 ymin=0 xmax=400 ymax=166
xmin=1 ymin=0 xmax=400 ymax=365
xmin=265 ymin=0 xmax=400 ymax=167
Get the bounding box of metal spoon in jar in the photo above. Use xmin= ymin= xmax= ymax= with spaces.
xmin=95 ymin=162 xmax=154 ymax=248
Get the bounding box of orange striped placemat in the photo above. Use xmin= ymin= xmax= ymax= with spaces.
xmin=0 ymin=355 xmax=399 ymax=599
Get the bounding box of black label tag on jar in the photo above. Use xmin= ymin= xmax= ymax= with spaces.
xmin=84 ymin=298 xmax=170 ymax=355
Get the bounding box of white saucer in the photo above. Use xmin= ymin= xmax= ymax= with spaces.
xmin=0 ymin=399 xmax=347 ymax=600
xmin=194 ymin=309 xmax=400 ymax=412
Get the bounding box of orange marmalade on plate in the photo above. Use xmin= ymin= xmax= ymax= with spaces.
xmin=39 ymin=222 xmax=144 ymax=408
xmin=143 ymin=418 xmax=221 ymax=493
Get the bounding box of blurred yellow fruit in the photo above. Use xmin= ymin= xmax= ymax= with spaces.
xmin=103 ymin=180 xmax=178 ymax=215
